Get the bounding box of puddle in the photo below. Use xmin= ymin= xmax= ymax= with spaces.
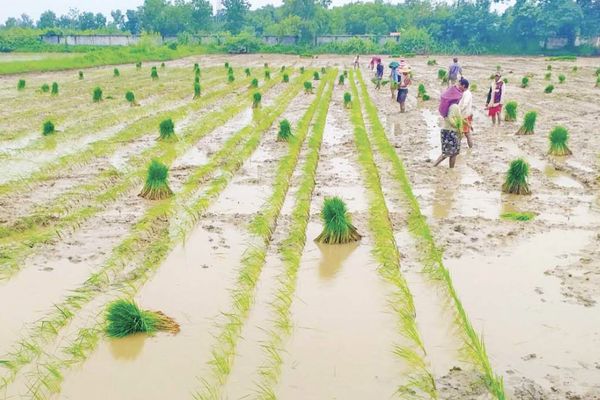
xmin=423 ymin=108 xmax=441 ymax=160
xmin=172 ymin=146 xmax=208 ymax=169
xmin=276 ymin=222 xmax=408 ymax=399
xmin=209 ymin=182 xmax=271 ymax=215
xmin=445 ymin=229 xmax=600 ymax=393
xmin=60 ymin=223 xmax=249 ymax=400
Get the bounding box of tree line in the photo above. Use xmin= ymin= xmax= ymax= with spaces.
xmin=2 ymin=0 xmax=599 ymax=53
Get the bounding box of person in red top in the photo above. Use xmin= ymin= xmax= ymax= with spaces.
xmin=486 ymin=72 xmax=505 ymax=126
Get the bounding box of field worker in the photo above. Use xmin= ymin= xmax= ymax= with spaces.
xmin=397 ymin=61 xmax=411 ymax=113
xmin=434 ymin=84 xmax=464 ymax=168
xmin=375 ymin=59 xmax=384 ymax=89
xmin=390 ymin=65 xmax=399 ymax=99
xmin=458 ymin=77 xmax=474 ymax=148
xmin=447 ymin=57 xmax=463 ymax=87
xmin=486 ymin=72 xmax=505 ymax=126
xmin=353 ymin=54 xmax=360 ymax=69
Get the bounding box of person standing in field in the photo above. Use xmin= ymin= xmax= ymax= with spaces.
xmin=434 ymin=84 xmax=464 ymax=168
xmin=390 ymin=65 xmax=399 ymax=100
xmin=353 ymin=54 xmax=360 ymax=70
xmin=458 ymin=77 xmax=474 ymax=148
xmin=397 ymin=63 xmax=411 ymax=113
xmin=375 ymin=59 xmax=384 ymax=90
xmin=447 ymin=57 xmax=463 ymax=87
xmin=486 ymin=72 xmax=505 ymax=126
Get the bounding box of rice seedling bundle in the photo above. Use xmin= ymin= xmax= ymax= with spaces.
xmin=338 ymin=74 xmax=345 ymax=85
xmin=228 ymin=73 xmax=235 ymax=83
xmin=500 ymin=212 xmax=535 ymax=221
xmin=502 ymin=158 xmax=531 ymax=195
xmin=283 ymin=73 xmax=289 ymax=83
xmin=321 ymin=66 xmax=326 ymax=74
xmin=251 ymin=78 xmax=259 ymax=88
xmin=79 ymin=71 xmax=84 ymax=79
xmin=264 ymin=62 xmax=269 ymax=68
xmin=504 ymin=101 xmax=518 ymax=122
xmin=496 ymin=65 xmax=501 ymax=71
xmin=343 ymin=70 xmax=348 ymax=78
xmin=136 ymin=62 xmax=142 ymax=69
xmin=17 ymin=79 xmax=25 ymax=90
xmin=300 ymin=66 xmax=305 ymax=74
xmin=471 ymin=83 xmax=478 ymax=91
xmin=417 ymin=83 xmax=426 ymax=98
xmin=544 ymin=84 xmax=554 ymax=93
xmin=244 ymin=68 xmax=251 ymax=77
xmin=437 ymin=69 xmax=447 ymax=80
xmin=42 ymin=120 xmax=55 ymax=136
xmin=113 ymin=68 xmax=120 ymax=77
xmin=195 ymin=68 xmax=201 ymax=79
xmin=280 ymin=65 xmax=286 ymax=72
xmin=422 ymin=94 xmax=431 ymax=101
xmin=41 ymin=84 xmax=50 ymax=93
xmin=521 ymin=76 xmax=529 ymax=88
xmin=544 ymin=72 xmax=551 ymax=80
xmin=252 ymin=92 xmax=262 ymax=108
xmin=105 ymin=299 xmax=179 ymax=338
xmin=503 ymin=78 xmax=508 ymax=84
xmin=159 ymin=118 xmax=176 ymax=140
xmin=427 ymin=59 xmax=437 ymax=66
xmin=572 ymin=66 xmax=578 ymax=72
xmin=151 ymin=66 xmax=159 ymax=80
xmin=558 ymin=74 xmax=566 ymax=83
xmin=194 ymin=82 xmax=201 ymax=99
xmin=548 ymin=125 xmax=572 ymax=156
xmin=92 ymin=87 xmax=103 ymax=102
xmin=277 ymin=119 xmax=293 ymax=141
xmin=313 ymin=71 xmax=320 ymax=80
xmin=343 ymin=92 xmax=352 ymax=108
xmin=51 ymin=82 xmax=59 ymax=95
xmin=161 ymin=62 xmax=165 ymax=68
xmin=194 ymin=76 xmax=200 ymax=84
xmin=139 ymin=160 xmax=173 ymax=199
xmin=304 ymin=81 xmax=313 ymax=94
xmin=547 ymin=64 xmax=552 ymax=70
xmin=516 ymin=111 xmax=537 ymax=135
xmin=228 ymin=66 xmax=234 ymax=75
xmin=193 ymin=62 xmax=199 ymax=70
xmin=315 ymin=197 xmax=361 ymax=244
xmin=224 ymin=62 xmax=229 ymax=69
xmin=264 ymin=70 xmax=271 ymax=80
xmin=125 ymin=91 xmax=138 ymax=106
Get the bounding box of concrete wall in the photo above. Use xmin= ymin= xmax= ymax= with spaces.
xmin=41 ymin=35 xmax=139 ymax=46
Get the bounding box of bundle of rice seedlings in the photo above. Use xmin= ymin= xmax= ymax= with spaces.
xmin=343 ymin=70 xmax=348 ymax=78
xmin=315 ymin=197 xmax=361 ymax=244
xmin=42 ymin=120 xmax=55 ymax=136
xmin=547 ymin=65 xmax=552 ymax=70
xmin=79 ymin=71 xmax=84 ymax=79
xmin=313 ymin=71 xmax=320 ymax=80
xmin=159 ymin=118 xmax=176 ymax=140
xmin=41 ymin=84 xmax=50 ymax=93
xmin=264 ymin=70 xmax=271 ymax=80
xmin=252 ymin=92 xmax=262 ymax=108
xmin=139 ymin=160 xmax=174 ymax=199
xmin=516 ymin=111 xmax=537 ymax=135
xmin=282 ymin=73 xmax=289 ymax=83
xmin=437 ymin=69 xmax=447 ymax=80
xmin=544 ymin=72 xmax=551 ymax=80
xmin=161 ymin=62 xmax=165 ymax=68
xmin=105 ymin=299 xmax=179 ymax=338
xmin=136 ymin=62 xmax=142 ymax=69
xmin=125 ymin=91 xmax=139 ymax=106
xmin=504 ymin=101 xmax=518 ymax=122
xmin=151 ymin=67 xmax=159 ymax=80
xmin=521 ymin=76 xmax=529 ymax=88
xmin=500 ymin=212 xmax=535 ymax=221
xmin=300 ymin=66 xmax=305 ymax=74
xmin=17 ymin=79 xmax=26 ymax=90
xmin=321 ymin=66 xmax=326 ymax=74
xmin=194 ymin=67 xmax=201 ymax=78
xmin=51 ymin=82 xmax=59 ymax=95
xmin=228 ymin=73 xmax=235 ymax=83
xmin=417 ymin=83 xmax=426 ymax=98
xmin=502 ymin=159 xmax=531 ymax=195
xmin=224 ymin=62 xmax=229 ymax=69
xmin=544 ymin=84 xmax=554 ymax=93
xmin=343 ymin=92 xmax=352 ymax=108
xmin=194 ymin=82 xmax=201 ymax=99
xmin=227 ymin=66 xmax=234 ymax=75
xmin=244 ymin=68 xmax=251 ymax=77
xmin=277 ymin=119 xmax=293 ymax=142
xmin=114 ymin=68 xmax=120 ymax=77
xmin=193 ymin=62 xmax=199 ymax=70
xmin=93 ymin=87 xmax=103 ymax=102
xmin=304 ymin=81 xmax=313 ymax=94
xmin=338 ymin=74 xmax=345 ymax=85
xmin=194 ymin=76 xmax=200 ymax=84
xmin=558 ymin=74 xmax=566 ymax=83
xmin=548 ymin=125 xmax=572 ymax=156
xmin=427 ymin=59 xmax=437 ymax=66
xmin=422 ymin=94 xmax=431 ymax=101
xmin=281 ymin=65 xmax=286 ymax=72
xmin=503 ymin=78 xmax=509 ymax=84
xmin=250 ymin=78 xmax=259 ymax=88
xmin=471 ymin=83 xmax=478 ymax=91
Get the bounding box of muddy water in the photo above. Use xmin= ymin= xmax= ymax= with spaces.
xmin=446 ymin=229 xmax=600 ymax=396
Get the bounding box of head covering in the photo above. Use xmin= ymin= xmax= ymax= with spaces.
xmin=439 ymin=86 xmax=463 ymax=117
xmin=398 ymin=60 xmax=411 ymax=73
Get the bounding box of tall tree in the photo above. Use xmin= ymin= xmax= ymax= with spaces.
xmin=125 ymin=9 xmax=142 ymax=34
xmin=191 ymin=0 xmax=213 ymax=31
xmin=221 ymin=0 xmax=250 ymax=34
xmin=111 ymin=10 xmax=126 ymax=30
xmin=38 ymin=10 xmax=58 ymax=29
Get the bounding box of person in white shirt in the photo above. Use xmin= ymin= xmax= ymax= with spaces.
xmin=458 ymin=78 xmax=474 ymax=148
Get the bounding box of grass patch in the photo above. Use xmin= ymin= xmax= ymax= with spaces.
xmin=106 ymin=299 xmax=179 ymax=338
xmin=548 ymin=126 xmax=572 ymax=156
xmin=516 ymin=111 xmax=536 ymax=135
xmin=315 ymin=197 xmax=361 ymax=244
xmin=502 ymin=158 xmax=531 ymax=195
xmin=139 ymin=160 xmax=173 ymax=200
xmin=500 ymin=212 xmax=535 ymax=221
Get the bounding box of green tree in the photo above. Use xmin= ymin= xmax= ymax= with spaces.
xmin=222 ymin=0 xmax=250 ymax=34
xmin=38 ymin=10 xmax=58 ymax=29
xmin=191 ymin=0 xmax=213 ymax=31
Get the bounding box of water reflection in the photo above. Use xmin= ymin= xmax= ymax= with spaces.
xmin=109 ymin=333 xmax=146 ymax=361
xmin=316 ymin=241 xmax=359 ymax=280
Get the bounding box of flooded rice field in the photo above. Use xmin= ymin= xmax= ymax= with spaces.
xmin=0 ymin=54 xmax=599 ymax=399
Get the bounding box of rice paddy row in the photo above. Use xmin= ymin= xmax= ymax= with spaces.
xmin=348 ymin=70 xmax=437 ymax=397
xmin=355 ymin=69 xmax=506 ymax=399
xmin=0 ymin=70 xmax=310 ymax=396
